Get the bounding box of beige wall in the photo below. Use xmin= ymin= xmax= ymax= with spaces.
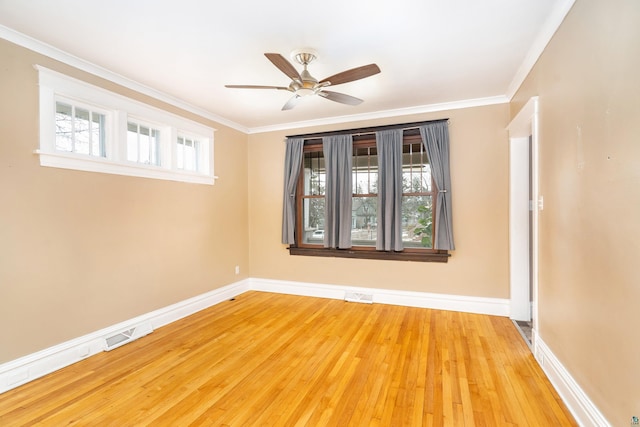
xmin=0 ymin=39 xmax=250 ymax=363
xmin=511 ymin=0 xmax=640 ymax=424
xmin=248 ymin=104 xmax=511 ymax=298
xmin=6 ymin=1 xmax=635 ymax=422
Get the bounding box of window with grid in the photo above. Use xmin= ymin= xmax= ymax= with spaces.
xmin=401 ymin=141 xmax=435 ymax=248
xmin=294 ymin=131 xmax=445 ymax=261
xmin=37 ymin=66 xmax=215 ymax=185
xmin=176 ymin=136 xmax=201 ymax=172
xmin=127 ymin=121 xmax=161 ymax=166
xmin=351 ymin=143 xmax=378 ymax=246
xmin=55 ymin=101 xmax=106 ymax=157
xmin=301 ymin=147 xmax=326 ymax=244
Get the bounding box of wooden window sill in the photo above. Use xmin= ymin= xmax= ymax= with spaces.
xmin=288 ymin=246 xmax=450 ymax=263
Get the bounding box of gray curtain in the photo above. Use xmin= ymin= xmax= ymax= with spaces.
xmin=419 ymin=122 xmax=455 ymax=250
xmin=323 ymin=134 xmax=353 ymax=249
xmin=376 ymin=129 xmax=404 ymax=251
xmin=281 ymin=137 xmax=304 ymax=245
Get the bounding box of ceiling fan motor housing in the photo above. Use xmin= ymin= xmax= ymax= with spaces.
xmin=290 ymin=52 xmax=326 ymax=97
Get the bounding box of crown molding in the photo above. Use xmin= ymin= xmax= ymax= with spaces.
xmin=2 ymin=0 xmax=572 ymax=138
xmin=247 ymin=95 xmax=509 ymax=134
xmin=0 ymin=24 xmax=249 ymax=134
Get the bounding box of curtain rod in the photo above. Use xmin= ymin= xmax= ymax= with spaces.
xmin=286 ymin=118 xmax=449 ymax=140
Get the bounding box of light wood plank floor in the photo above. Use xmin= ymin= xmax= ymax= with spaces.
xmin=0 ymin=291 xmax=576 ymax=426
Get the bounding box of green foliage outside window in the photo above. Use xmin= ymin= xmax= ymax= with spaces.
xmin=413 ymin=204 xmax=433 ymax=248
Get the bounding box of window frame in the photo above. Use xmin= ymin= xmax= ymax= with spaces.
xmin=36 ymin=66 xmax=216 ymax=185
xmin=54 ymin=98 xmax=109 ymax=158
xmin=176 ymin=134 xmax=203 ymax=173
xmin=290 ymin=130 xmax=450 ymax=262
xmin=125 ymin=118 xmax=163 ymax=167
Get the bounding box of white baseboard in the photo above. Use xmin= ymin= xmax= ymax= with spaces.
xmin=0 ymin=278 xmax=509 ymax=395
xmin=0 ymin=279 xmax=250 ymax=394
xmin=533 ymin=330 xmax=610 ymax=427
xmin=1 ymin=277 xmax=608 ymax=425
xmin=249 ymin=278 xmax=510 ymax=316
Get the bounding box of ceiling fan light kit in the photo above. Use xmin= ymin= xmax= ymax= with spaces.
xmin=225 ymin=49 xmax=380 ymax=111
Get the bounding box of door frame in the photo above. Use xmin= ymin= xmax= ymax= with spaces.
xmin=507 ymin=97 xmax=540 ymax=340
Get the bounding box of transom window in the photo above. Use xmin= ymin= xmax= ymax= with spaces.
xmin=37 ymin=65 xmax=216 ymax=185
xmin=55 ymin=101 xmax=106 ymax=157
xmin=176 ymin=136 xmax=201 ymax=172
xmin=127 ymin=121 xmax=161 ymax=166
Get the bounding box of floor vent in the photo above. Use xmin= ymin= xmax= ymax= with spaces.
xmin=344 ymin=292 xmax=374 ymax=304
xmin=103 ymin=322 xmax=153 ymax=351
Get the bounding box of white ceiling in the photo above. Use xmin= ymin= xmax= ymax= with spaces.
xmin=0 ymin=0 xmax=572 ymax=133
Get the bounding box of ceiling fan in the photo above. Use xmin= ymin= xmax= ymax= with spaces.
xmin=225 ymin=49 xmax=380 ymax=111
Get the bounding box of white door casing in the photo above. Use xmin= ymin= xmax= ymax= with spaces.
xmin=507 ymin=97 xmax=540 ymax=338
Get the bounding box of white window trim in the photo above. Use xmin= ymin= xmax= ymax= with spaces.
xmin=35 ymin=65 xmax=217 ymax=185
xmin=175 ymin=131 xmax=211 ymax=175
xmin=53 ymin=96 xmax=113 ymax=157
xmin=125 ymin=116 xmax=165 ymax=167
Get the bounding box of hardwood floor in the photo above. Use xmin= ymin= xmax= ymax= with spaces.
xmin=0 ymin=291 xmax=576 ymax=426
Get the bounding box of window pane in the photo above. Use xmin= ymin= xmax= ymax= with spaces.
xmin=127 ymin=122 xmax=138 ymax=162
xmin=176 ymin=137 xmax=184 ymax=169
xmin=176 ymin=137 xmax=199 ymax=171
xmin=128 ymin=122 xmax=161 ymax=165
xmin=402 ymin=142 xmax=431 ymax=193
xmin=184 ymin=139 xmax=196 ymax=171
xmin=139 ymin=125 xmax=150 ymax=164
xmin=402 ymin=195 xmax=433 ymax=248
xmin=74 ymin=107 xmax=90 ymax=155
xmin=353 ymin=146 xmax=377 ymax=194
xmin=55 ymin=102 xmax=73 ymax=152
xmin=302 ymin=197 xmax=325 ymax=244
xmin=303 ymin=151 xmax=325 ymax=196
xmin=192 ymin=140 xmax=200 ymax=171
xmin=351 ymin=196 xmax=377 ymax=246
xmin=55 ymin=102 xmax=106 ymax=157
xmin=90 ymin=112 xmax=105 ymax=157
xmin=151 ymin=129 xmax=160 ymax=165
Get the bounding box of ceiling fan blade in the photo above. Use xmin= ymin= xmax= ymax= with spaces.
xmin=319 ymin=64 xmax=381 ymax=86
xmin=265 ymin=53 xmax=302 ymax=81
xmin=282 ymin=95 xmax=303 ymax=111
xmin=225 ymin=84 xmax=289 ymax=90
xmin=318 ymin=90 xmax=363 ymax=106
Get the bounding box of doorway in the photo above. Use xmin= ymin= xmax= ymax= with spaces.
xmin=508 ymin=97 xmax=539 ymax=348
